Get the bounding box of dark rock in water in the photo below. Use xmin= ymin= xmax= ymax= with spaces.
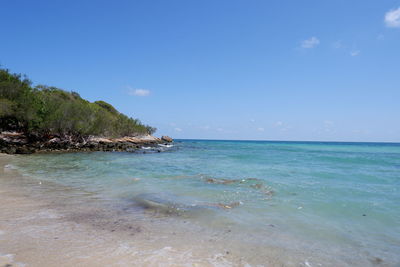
xmin=204 ymin=177 xmax=266 ymax=186
xmin=245 ymin=178 xmax=261 ymax=181
xmin=132 ymin=194 xmax=187 ymax=216
xmin=370 ymin=257 xmax=383 ymax=265
xmin=204 ymin=177 xmax=242 ymax=185
xmin=203 ymin=177 xmax=275 ymax=198
xmin=132 ymin=193 xmax=242 ymax=217
xmin=250 ymin=183 xmax=264 ymax=189
xmin=161 ymin=135 xmax=173 ymax=142
xmin=249 ymin=183 xmax=274 ymax=196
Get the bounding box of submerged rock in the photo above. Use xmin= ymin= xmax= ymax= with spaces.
xmin=250 ymin=183 xmax=274 ymax=196
xmin=203 ymin=177 xmax=264 ymax=186
xmin=204 ymin=178 xmax=242 ymax=185
xmin=250 ymin=183 xmax=264 ymax=189
xmin=202 ymin=176 xmax=275 ymax=198
xmin=132 ymin=193 xmax=243 ymax=217
xmin=132 ymin=194 xmax=187 ymax=216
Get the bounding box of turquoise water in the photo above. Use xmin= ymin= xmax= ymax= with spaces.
xmin=11 ymin=140 xmax=400 ymax=265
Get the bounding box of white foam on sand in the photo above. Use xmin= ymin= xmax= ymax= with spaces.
xmin=0 ymin=253 xmax=26 ymax=267
xmin=4 ymin=164 xmax=16 ymax=171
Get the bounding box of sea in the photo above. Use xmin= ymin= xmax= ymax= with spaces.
xmin=4 ymin=140 xmax=400 ymax=266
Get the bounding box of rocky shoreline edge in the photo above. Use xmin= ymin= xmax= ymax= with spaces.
xmin=0 ymin=131 xmax=173 ymax=154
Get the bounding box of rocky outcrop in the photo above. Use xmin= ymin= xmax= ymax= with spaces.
xmin=161 ymin=136 xmax=173 ymax=142
xmin=0 ymin=131 xmax=173 ymax=154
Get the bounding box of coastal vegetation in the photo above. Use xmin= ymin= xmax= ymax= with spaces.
xmin=0 ymin=67 xmax=156 ymax=138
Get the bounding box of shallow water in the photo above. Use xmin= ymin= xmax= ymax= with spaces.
xmin=7 ymin=140 xmax=400 ymax=266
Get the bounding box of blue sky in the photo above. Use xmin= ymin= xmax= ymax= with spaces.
xmin=1 ymin=0 xmax=400 ymax=142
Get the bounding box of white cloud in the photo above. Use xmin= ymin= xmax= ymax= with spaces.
xmin=385 ymin=7 xmax=400 ymax=28
xmin=350 ymin=50 xmax=360 ymax=57
xmin=275 ymin=121 xmax=283 ymax=127
xmin=128 ymin=88 xmax=151 ymax=96
xmin=174 ymin=128 xmax=182 ymax=132
xmin=301 ymin=37 xmax=320 ymax=48
xmin=257 ymin=127 xmax=265 ymax=132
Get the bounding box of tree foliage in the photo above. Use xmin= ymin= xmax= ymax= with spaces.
xmin=0 ymin=68 xmax=156 ymax=137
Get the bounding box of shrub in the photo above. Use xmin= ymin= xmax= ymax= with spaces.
xmin=0 ymin=68 xmax=156 ymax=137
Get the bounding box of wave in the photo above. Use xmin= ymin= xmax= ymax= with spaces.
xmin=158 ymin=144 xmax=174 ymax=148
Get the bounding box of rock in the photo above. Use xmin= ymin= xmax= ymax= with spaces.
xmin=370 ymin=257 xmax=383 ymax=265
xmin=48 ymin=137 xmax=61 ymax=143
xmin=161 ymin=136 xmax=173 ymax=142
xmin=0 ymin=131 xmax=169 ymax=154
xmin=133 ymin=194 xmax=185 ymax=215
xmin=250 ymin=183 xmax=264 ymax=189
xmin=4 ymin=146 xmax=17 ymax=154
xmin=205 ymin=177 xmax=241 ymax=185
xmin=16 ymin=146 xmax=35 ymax=154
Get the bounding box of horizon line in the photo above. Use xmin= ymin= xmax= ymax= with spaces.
xmin=171 ymin=138 xmax=400 ymax=144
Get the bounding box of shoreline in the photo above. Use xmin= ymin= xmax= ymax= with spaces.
xmin=0 ymin=153 xmax=390 ymax=267
xmin=0 ymin=154 xmax=256 ymax=266
xmin=0 ymin=132 xmax=173 ymax=154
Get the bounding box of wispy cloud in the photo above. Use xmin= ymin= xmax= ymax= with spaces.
xmin=350 ymin=50 xmax=360 ymax=57
xmin=331 ymin=41 xmax=361 ymax=56
xmin=199 ymin=125 xmax=210 ymax=130
xmin=174 ymin=128 xmax=182 ymax=132
xmin=332 ymin=40 xmax=343 ymax=49
xmin=323 ymin=120 xmax=335 ymax=132
xmin=274 ymin=121 xmax=291 ymax=131
xmin=128 ymin=87 xmax=151 ymax=97
xmin=385 ymin=7 xmax=400 ymax=28
xmin=257 ymin=127 xmax=265 ymax=132
xmin=301 ymin=37 xmax=320 ymax=48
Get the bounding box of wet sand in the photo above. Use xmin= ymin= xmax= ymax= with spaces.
xmin=0 ymin=154 xmax=379 ymax=267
